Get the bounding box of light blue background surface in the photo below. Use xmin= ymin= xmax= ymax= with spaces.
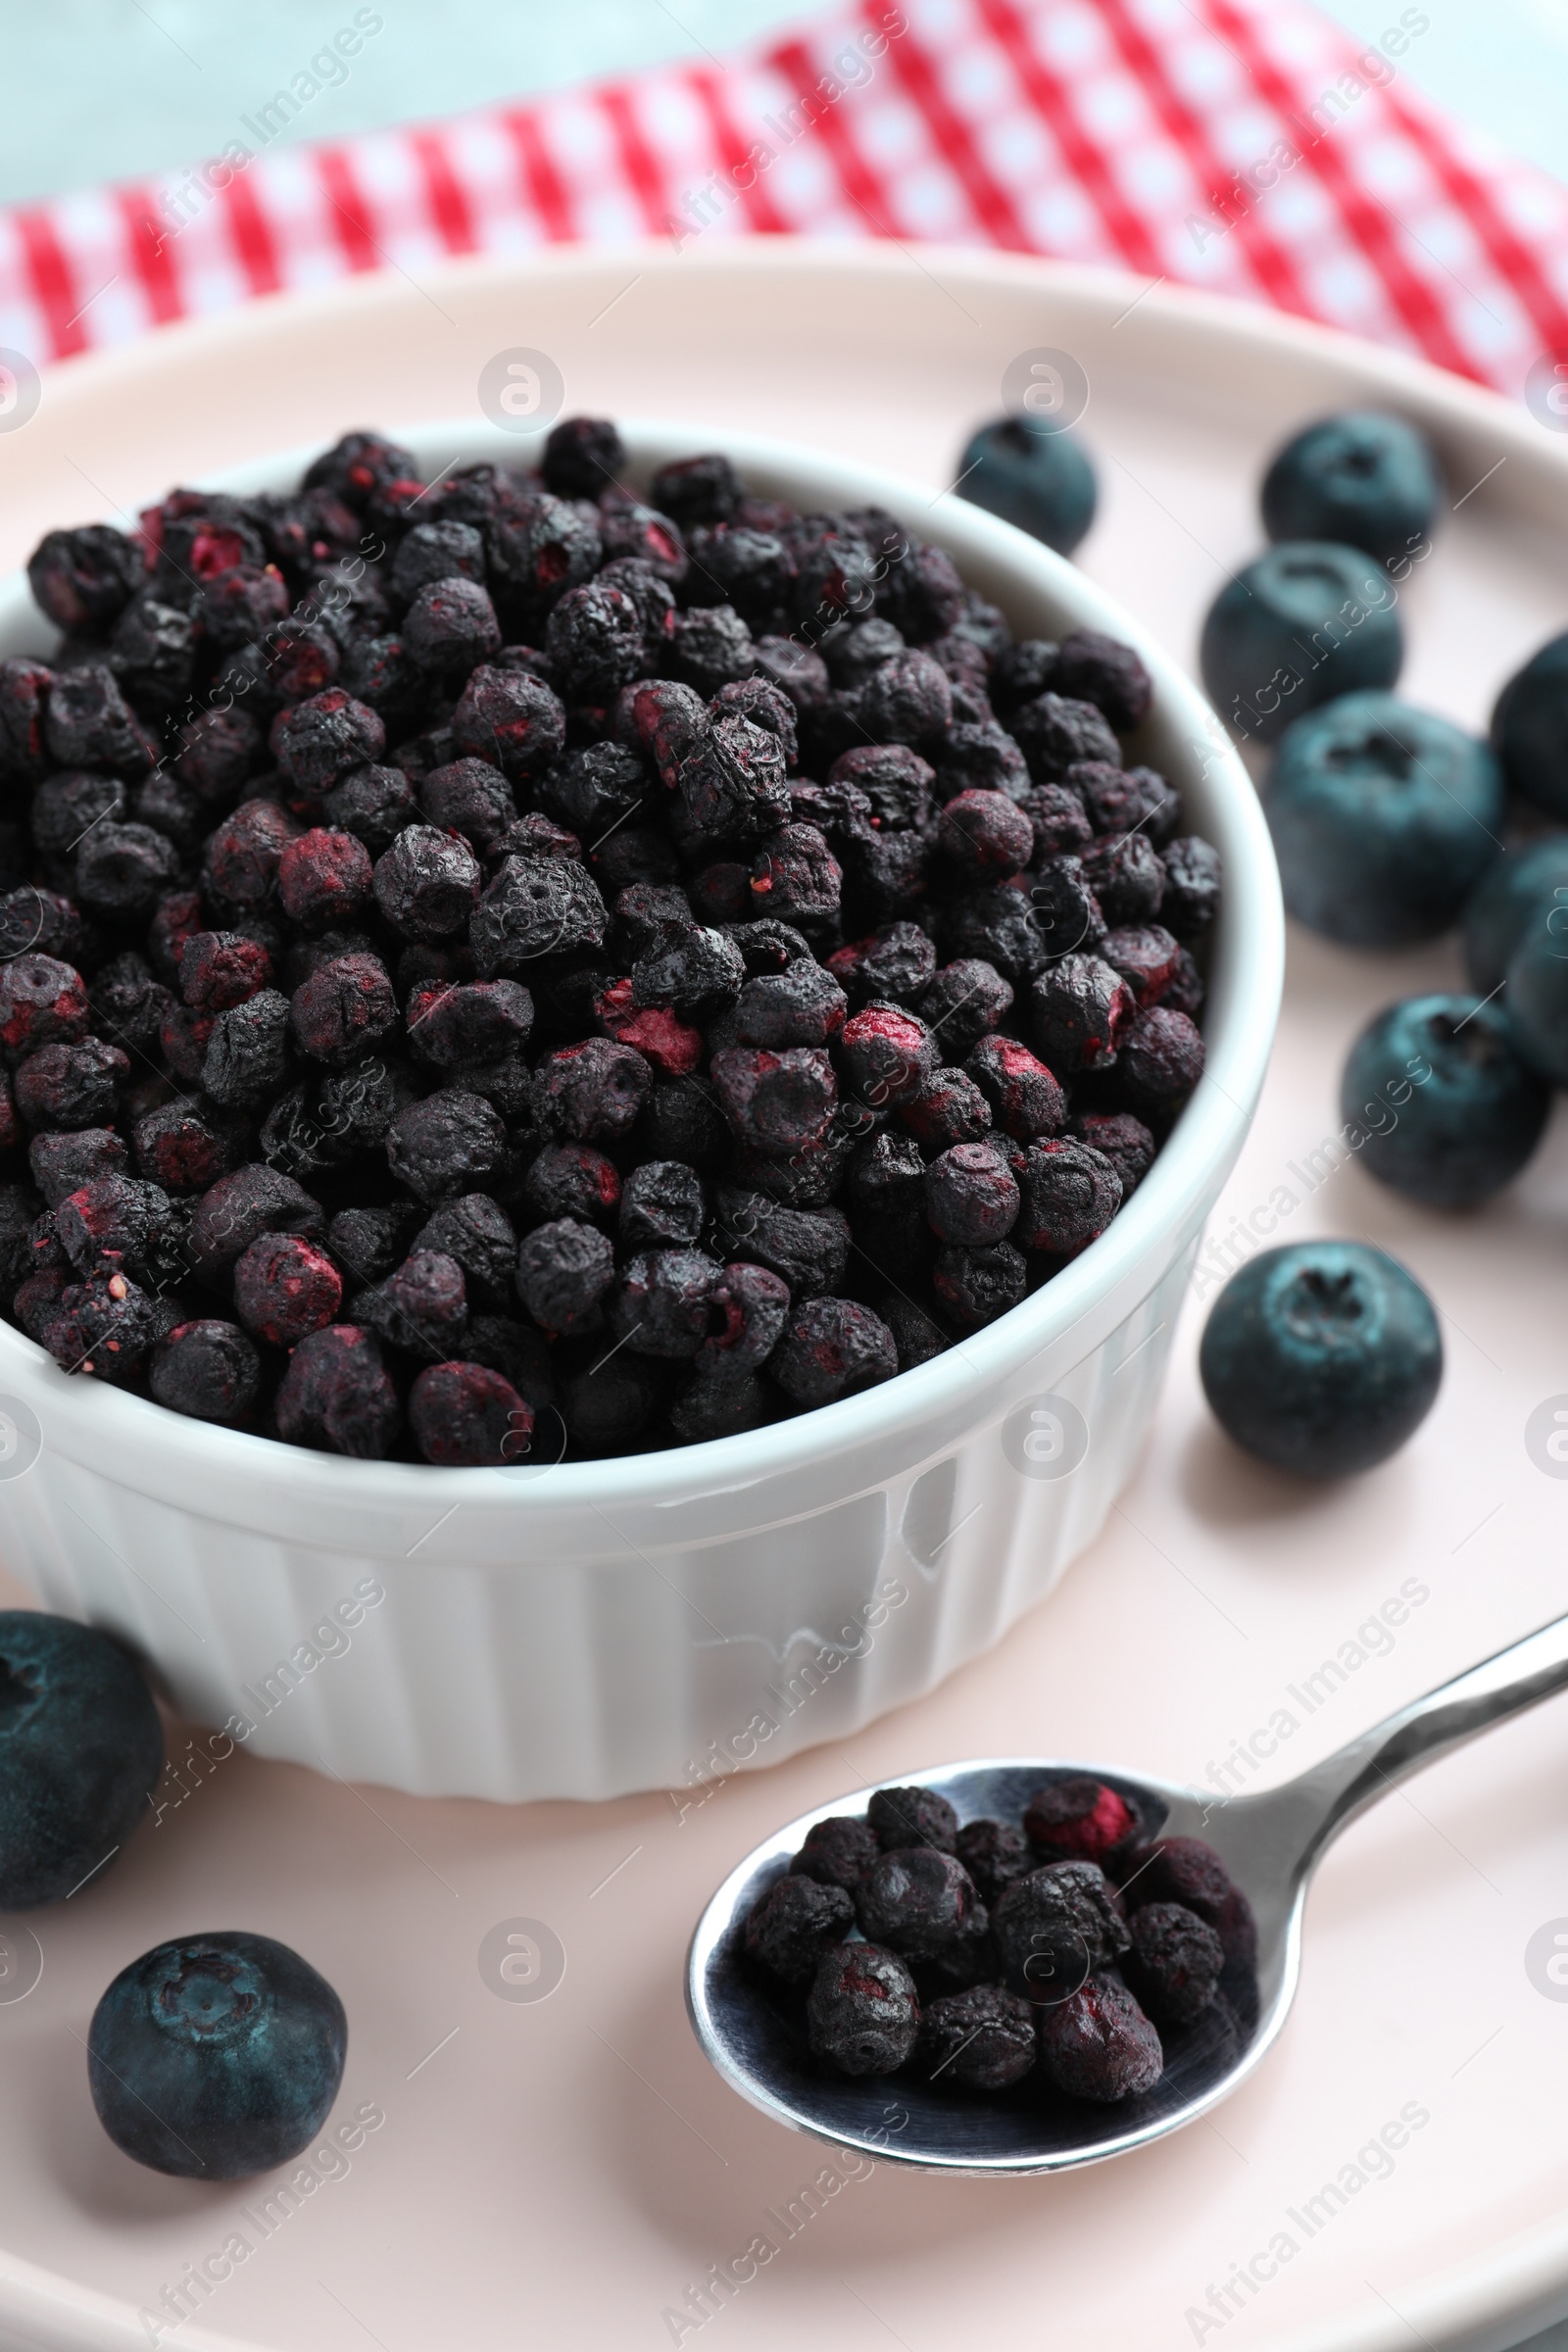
xmin=0 ymin=0 xmax=1562 ymax=206
xmin=1 ymin=5 xmax=1565 ymax=2342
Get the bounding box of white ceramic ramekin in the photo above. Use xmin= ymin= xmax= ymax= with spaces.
xmin=0 ymin=420 xmax=1282 ymax=1801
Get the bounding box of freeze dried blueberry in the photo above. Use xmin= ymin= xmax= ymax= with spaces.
xmin=1123 ymin=1902 xmax=1224 ymax=2028
xmin=857 ymin=650 xmax=952 ymax=750
xmin=133 ymin=1100 xmax=246 ymax=1195
xmin=917 ymin=958 xmax=1012 ymax=1058
xmin=419 ymin=758 xmax=517 ymax=858
xmin=14 ymin=1040 xmax=127 ymax=1132
xmin=413 ymin=1194 xmax=516 ymax=1314
xmin=955 ymin=1818 xmax=1032 ymax=1904
xmin=618 ymin=1159 xmax=702 ymax=1250
xmin=32 ymin=769 xmax=126 ymax=864
xmin=696 ymin=1261 xmax=789 ymax=1376
xmin=1029 ymin=954 xmax=1135 ymax=1074
xmin=451 ymin=663 xmax=565 ymax=782
xmin=1021 ymin=782 xmax=1094 ymax=860
xmin=1054 ymin=631 xmax=1153 ymax=733
xmin=471 ymin=855 xmax=608 ymax=974
xmin=648 ymin=453 xmax=741 ymax=530
xmin=710 ymin=1045 xmax=836 ymax=1154
xmin=276 ymin=828 xmax=373 ymax=930
xmin=515 ymin=1216 xmax=614 ymax=1337
xmin=55 ymin=1174 xmax=172 ymax=1279
xmin=829 ymin=744 xmax=936 ymax=833
xmin=545 ymin=581 xmax=645 ymax=708
xmin=42 ymin=1268 xmax=162 ymax=1379
xmin=633 ymin=924 xmax=745 ymax=1020
xmin=304 ymin=429 xmax=418 ymax=511
xmin=232 ymin=1231 xmax=342 ymax=1347
xmin=406 ymin=977 xmax=532 ymax=1069
xmin=1011 ymin=692 xmax=1122 ymax=784
xmin=0 ymin=886 xmax=90 ymax=970
xmin=734 ymin=962 xmax=846 ymax=1050
xmin=807 ymin=1941 xmax=919 ymax=2077
xmin=939 ymin=885 xmax=1051 ymax=986
xmin=711 ymin=1188 xmax=849 ymax=1298
xmin=918 ymin=1984 xmax=1036 ymax=2090
xmin=149 ymin=1318 xmax=261 ymax=1424
xmin=1113 ymin=1837 xmax=1233 ymax=1926
xmin=189 ymin=1164 xmax=324 ymax=1284
xmin=174 ymin=707 xmax=266 ymax=805
xmin=161 ymin=1004 xmax=214 ymax=1083
xmin=385 ymin=1090 xmax=507 ymax=1203
xmin=74 ymin=822 xmax=181 ymax=922
xmin=1114 ymin=1007 xmax=1205 ymax=1118
xmin=938 ymin=789 xmax=1033 ymax=881
xmin=44 ymin=662 xmax=154 ymax=778
xmin=828 ymin=923 xmax=938 ymax=1010
xmin=877 ymin=1293 xmax=950 ymax=1370
xmin=389 ymin=519 xmax=485 ymax=604
xmin=543 ymin=415 xmax=624 ymax=498
xmin=838 ymin=1004 xmax=935 ymax=1108
xmin=856 ymin=1846 xmax=984 ymax=1962
xmin=30 ymin=1128 xmax=127 ymax=1207
xmin=372 ymin=824 xmax=481 ymax=943
xmin=933 ymin=1237 xmax=1026 ymax=1328
xmin=1157 ymin=836 xmax=1222 ymax=938
xmin=133 ymin=768 xmax=205 ymax=856
xmin=791 ymin=1816 xmax=880 ymax=1889
xmin=1068 ymin=760 xmax=1180 ymax=847
xmin=13 ymin=1267 xmax=69 ymax=1341
xmin=966 ymin=1034 xmax=1066 ymax=1140
xmin=1024 ymin=1777 xmax=1137 ymax=1862
xmin=270 ymin=690 xmax=384 ymax=793
xmin=403 ymin=574 xmax=502 ymax=677
xmin=289 ymin=954 xmax=397 ymax=1067
xmin=322 ymin=763 xmax=416 ymax=854
xmin=1013 ymin=1139 xmax=1122 ymax=1255
xmin=901 ymin=1065 xmax=992 ymax=1151
xmin=1069 ymin=1110 xmax=1156 ymax=1196
xmin=359 ymin=1248 xmax=467 ymax=1360
xmin=1100 ymin=924 xmax=1183 ymax=1008
xmin=519 ymin=1143 xmax=618 ymax=1231
xmin=1037 ymin=1974 xmax=1162 ymax=2102
xmin=868 ymin=1785 xmax=957 ymax=1853
xmin=993 ymin=1859 xmax=1130 ymax=1995
xmin=771 ymin=1297 xmax=897 ymax=1405
xmin=28 ymin=524 xmax=142 ymax=630
xmin=202 ymin=801 xmax=300 ymax=915
xmin=202 ymin=989 xmax=291 ymax=1109
xmin=667 ymin=602 xmax=756 ymax=699
xmin=609 ymin=1247 xmax=720 ymax=1358
xmin=744 ymin=1875 xmax=857 ymax=1984
xmin=1082 ymin=833 xmax=1164 ymax=930
xmin=325 ymin=1202 xmax=419 ymax=1288
xmin=274 ymin=1323 xmax=402 ymax=1458
xmin=0 ymin=661 xmax=51 ymax=790
xmin=535 ymin=1038 xmax=650 ymax=1143
xmin=924 ymin=1142 xmax=1018 ymax=1247
xmin=410 ymin=1361 xmax=532 ymax=1466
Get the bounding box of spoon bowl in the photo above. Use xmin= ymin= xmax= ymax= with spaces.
xmin=687 ymin=1608 xmax=1568 ymax=2172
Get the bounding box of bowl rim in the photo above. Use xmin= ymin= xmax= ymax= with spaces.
xmin=0 ymin=416 xmax=1283 ymax=1513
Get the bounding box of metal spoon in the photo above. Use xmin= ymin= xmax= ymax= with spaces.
xmin=687 ymin=1607 xmax=1568 ymax=2173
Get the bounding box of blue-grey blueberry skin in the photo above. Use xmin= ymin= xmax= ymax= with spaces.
xmin=1200 ymin=543 xmax=1403 ymax=747
xmin=88 ymin=1932 xmax=347 ymax=2180
xmin=1260 ymin=410 xmax=1441 ymax=569
xmin=1492 ymin=631 xmax=1568 ymax=820
xmin=1341 ymin=995 xmax=1548 ymax=1208
xmin=1264 ymin=692 xmax=1502 ymax=946
xmin=1199 ymin=1242 xmax=1443 ymax=1479
xmin=0 ymin=1612 xmax=162 ymax=1907
xmin=956 ymin=416 xmax=1097 ymax=556
xmin=1506 ymin=926 xmax=1568 ymax=1087
xmin=1462 ymin=835 xmax=1568 ymax=993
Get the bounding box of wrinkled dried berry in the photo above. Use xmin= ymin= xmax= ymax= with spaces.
xmin=1024 ymin=1777 xmax=1136 ymax=1862
xmin=1036 ymin=1974 xmax=1162 ymax=2102
xmin=273 ymin=1323 xmax=402 ymax=1458
xmin=386 ymin=1090 xmax=507 ymax=1202
xmin=954 ymin=1818 xmax=1032 ymax=1904
xmin=372 ymin=825 xmax=481 ymax=942
xmin=359 ymin=1248 xmax=467 ymax=1360
xmin=807 ymin=1941 xmax=919 ymax=2077
xmin=233 ymin=1231 xmax=343 ymax=1347
xmin=770 ymin=1297 xmax=897 ymax=1405
xmin=744 ymin=1874 xmax=856 ymax=1984
xmin=1012 ymin=1139 xmax=1122 ymax=1256
xmin=409 ymin=1360 xmax=532 ymax=1466
xmin=608 ymin=1247 xmax=720 ymax=1358
xmin=993 ymin=1859 xmax=1130 ymax=1996
xmin=14 ymin=1040 xmax=128 ymax=1132
xmin=924 ymin=1141 xmax=1018 ymax=1247
xmin=856 ymin=1846 xmax=983 ymax=1961
xmin=1123 ymin=1902 xmax=1224 ymax=2027
xmin=917 ymin=1984 xmax=1036 ymax=2090
xmin=790 ymin=1815 xmax=880 ymax=1889
xmin=966 ymin=1034 xmax=1066 ymax=1140
xmin=1029 ymin=954 xmax=1135 ymax=1074
xmin=149 ymin=1318 xmax=261 ymax=1424
xmin=515 ymin=1216 xmax=615 ymax=1337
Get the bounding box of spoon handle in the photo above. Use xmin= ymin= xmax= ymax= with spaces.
xmin=1253 ymin=1606 xmax=1568 ymax=1886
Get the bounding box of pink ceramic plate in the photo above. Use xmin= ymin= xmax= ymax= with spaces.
xmin=0 ymin=242 xmax=1564 ymax=2352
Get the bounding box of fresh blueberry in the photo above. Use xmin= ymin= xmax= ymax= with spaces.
xmin=1200 ymin=1242 xmax=1443 ymax=1478
xmin=1266 ymin=692 xmax=1501 ymax=945
xmin=1506 ymin=924 xmax=1568 ymax=1087
xmin=1200 ymin=543 xmax=1402 ymax=745
xmin=0 ymin=1612 xmax=162 ymax=1906
xmin=1260 ymin=410 xmax=1441 ymax=568
xmin=956 ymin=416 xmax=1097 ymax=556
xmin=88 ymin=1931 xmax=347 ymax=2178
xmin=1341 ymin=994 xmax=1548 ymax=1206
xmin=1461 ymin=835 xmax=1568 ymax=993
xmin=1492 ymin=631 xmax=1568 ymax=819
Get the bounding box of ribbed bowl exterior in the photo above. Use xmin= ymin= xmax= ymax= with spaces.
xmin=0 ymin=421 xmax=1281 ymax=1802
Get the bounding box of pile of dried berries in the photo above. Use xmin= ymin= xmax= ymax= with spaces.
xmin=0 ymin=420 xmax=1217 ymax=1464
xmin=744 ymin=1778 xmax=1256 ymax=2102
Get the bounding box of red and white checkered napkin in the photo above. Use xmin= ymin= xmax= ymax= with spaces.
xmin=1 ymin=0 xmax=1565 ymax=393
